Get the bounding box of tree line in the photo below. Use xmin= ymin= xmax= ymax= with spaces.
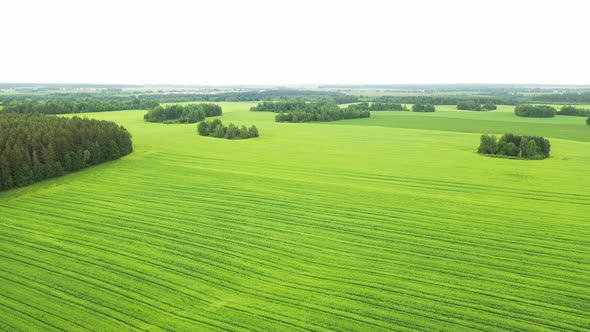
xmin=144 ymin=103 xmax=222 ymax=123
xmin=556 ymin=105 xmax=590 ymax=117
xmin=347 ymin=102 xmax=407 ymax=111
xmin=478 ymin=133 xmax=550 ymax=159
xmin=412 ymin=103 xmax=436 ymax=112
xmin=374 ymin=95 xmax=518 ymax=106
xmin=0 ymin=113 xmax=133 ymax=191
xmin=514 ymin=104 xmax=556 ymax=118
xmin=197 ymin=119 xmax=259 ymax=139
xmin=531 ymin=92 xmax=590 ymax=103
xmin=457 ymin=100 xmax=497 ymax=111
xmin=2 ymin=98 xmax=159 ymax=114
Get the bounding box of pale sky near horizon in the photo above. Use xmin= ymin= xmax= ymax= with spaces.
xmin=1 ymin=0 xmax=589 ymax=85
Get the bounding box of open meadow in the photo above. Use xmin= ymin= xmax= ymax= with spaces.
xmin=0 ymin=103 xmax=589 ymax=331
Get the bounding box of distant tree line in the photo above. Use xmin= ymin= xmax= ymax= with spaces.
xmin=556 ymin=105 xmax=590 ymax=117
xmin=514 ymin=104 xmax=556 ymax=118
xmin=478 ymin=133 xmax=550 ymax=159
xmin=0 ymin=89 xmax=354 ymax=103
xmin=0 ymin=113 xmax=132 ymax=191
xmin=531 ymin=92 xmax=590 ymax=103
xmin=412 ymin=103 xmax=436 ymax=112
xmin=347 ymin=102 xmax=407 ymax=111
xmin=1 ymin=98 xmax=159 ymax=114
xmin=197 ymin=119 xmax=259 ymax=139
xmin=144 ymin=103 xmax=222 ymax=123
xmin=374 ymin=95 xmax=518 ymax=106
xmin=457 ymin=100 xmax=497 ymax=111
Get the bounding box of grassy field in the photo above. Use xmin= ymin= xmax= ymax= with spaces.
xmin=0 ymin=103 xmax=589 ymax=331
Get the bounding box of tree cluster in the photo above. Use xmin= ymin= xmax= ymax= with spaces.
xmin=478 ymin=133 xmax=550 ymax=159
xmin=144 ymin=103 xmax=222 ymax=123
xmin=0 ymin=113 xmax=132 ymax=191
xmin=514 ymin=104 xmax=556 ymax=118
xmin=252 ymin=101 xmax=370 ymax=122
xmin=412 ymin=103 xmax=436 ymax=112
xmin=347 ymin=102 xmax=407 ymax=111
xmin=2 ymin=98 xmax=159 ymax=114
xmin=457 ymin=100 xmax=497 ymax=111
xmin=556 ymin=105 xmax=590 ymax=117
xmin=197 ymin=119 xmax=259 ymax=139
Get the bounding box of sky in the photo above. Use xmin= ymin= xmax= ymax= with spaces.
xmin=1 ymin=0 xmax=589 ymax=86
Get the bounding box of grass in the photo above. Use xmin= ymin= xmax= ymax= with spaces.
xmin=0 ymin=103 xmax=589 ymax=331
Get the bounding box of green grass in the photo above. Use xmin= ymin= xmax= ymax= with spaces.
xmin=0 ymin=103 xmax=589 ymax=331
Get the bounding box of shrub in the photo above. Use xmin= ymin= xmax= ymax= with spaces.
xmin=587 ymin=117 xmax=590 ymax=125
xmin=514 ymin=104 xmax=556 ymax=118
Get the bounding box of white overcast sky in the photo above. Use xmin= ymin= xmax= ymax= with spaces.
xmin=1 ymin=0 xmax=589 ymax=85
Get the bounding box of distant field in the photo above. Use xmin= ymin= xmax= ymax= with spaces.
xmin=330 ymin=105 xmax=590 ymax=143
xmin=0 ymin=103 xmax=589 ymax=331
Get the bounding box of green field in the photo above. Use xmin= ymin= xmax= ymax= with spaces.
xmin=0 ymin=103 xmax=589 ymax=331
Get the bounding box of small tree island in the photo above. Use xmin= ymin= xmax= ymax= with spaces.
xmin=478 ymin=133 xmax=551 ymax=159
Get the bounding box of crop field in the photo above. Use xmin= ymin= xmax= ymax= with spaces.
xmin=0 ymin=103 xmax=589 ymax=331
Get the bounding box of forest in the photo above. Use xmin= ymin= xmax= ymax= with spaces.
xmin=144 ymin=103 xmax=222 ymax=123
xmin=532 ymin=92 xmax=590 ymax=103
xmin=197 ymin=119 xmax=259 ymax=139
xmin=478 ymin=133 xmax=551 ymax=159
xmin=0 ymin=113 xmax=132 ymax=191
xmin=2 ymin=98 xmax=159 ymax=114
xmin=514 ymin=104 xmax=556 ymax=118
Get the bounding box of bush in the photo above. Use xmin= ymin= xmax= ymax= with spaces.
xmin=482 ymin=102 xmax=497 ymax=111
xmin=412 ymin=103 xmax=435 ymax=112
xmin=587 ymin=117 xmax=590 ymax=125
xmin=514 ymin=104 xmax=556 ymax=118
xmin=478 ymin=133 xmax=550 ymax=159
xmin=197 ymin=119 xmax=259 ymax=139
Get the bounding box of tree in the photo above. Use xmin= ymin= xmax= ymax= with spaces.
xmin=197 ymin=121 xmax=211 ymax=136
xmin=477 ymin=135 xmax=498 ymax=154
xmin=212 ymin=125 xmax=226 ymax=138
xmin=248 ymin=125 xmax=259 ymax=138
xmin=240 ymin=125 xmax=249 ymax=139
xmin=224 ymin=123 xmax=239 ymax=139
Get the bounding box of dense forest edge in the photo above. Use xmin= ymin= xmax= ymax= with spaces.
xmin=0 ymin=113 xmax=133 ymax=191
